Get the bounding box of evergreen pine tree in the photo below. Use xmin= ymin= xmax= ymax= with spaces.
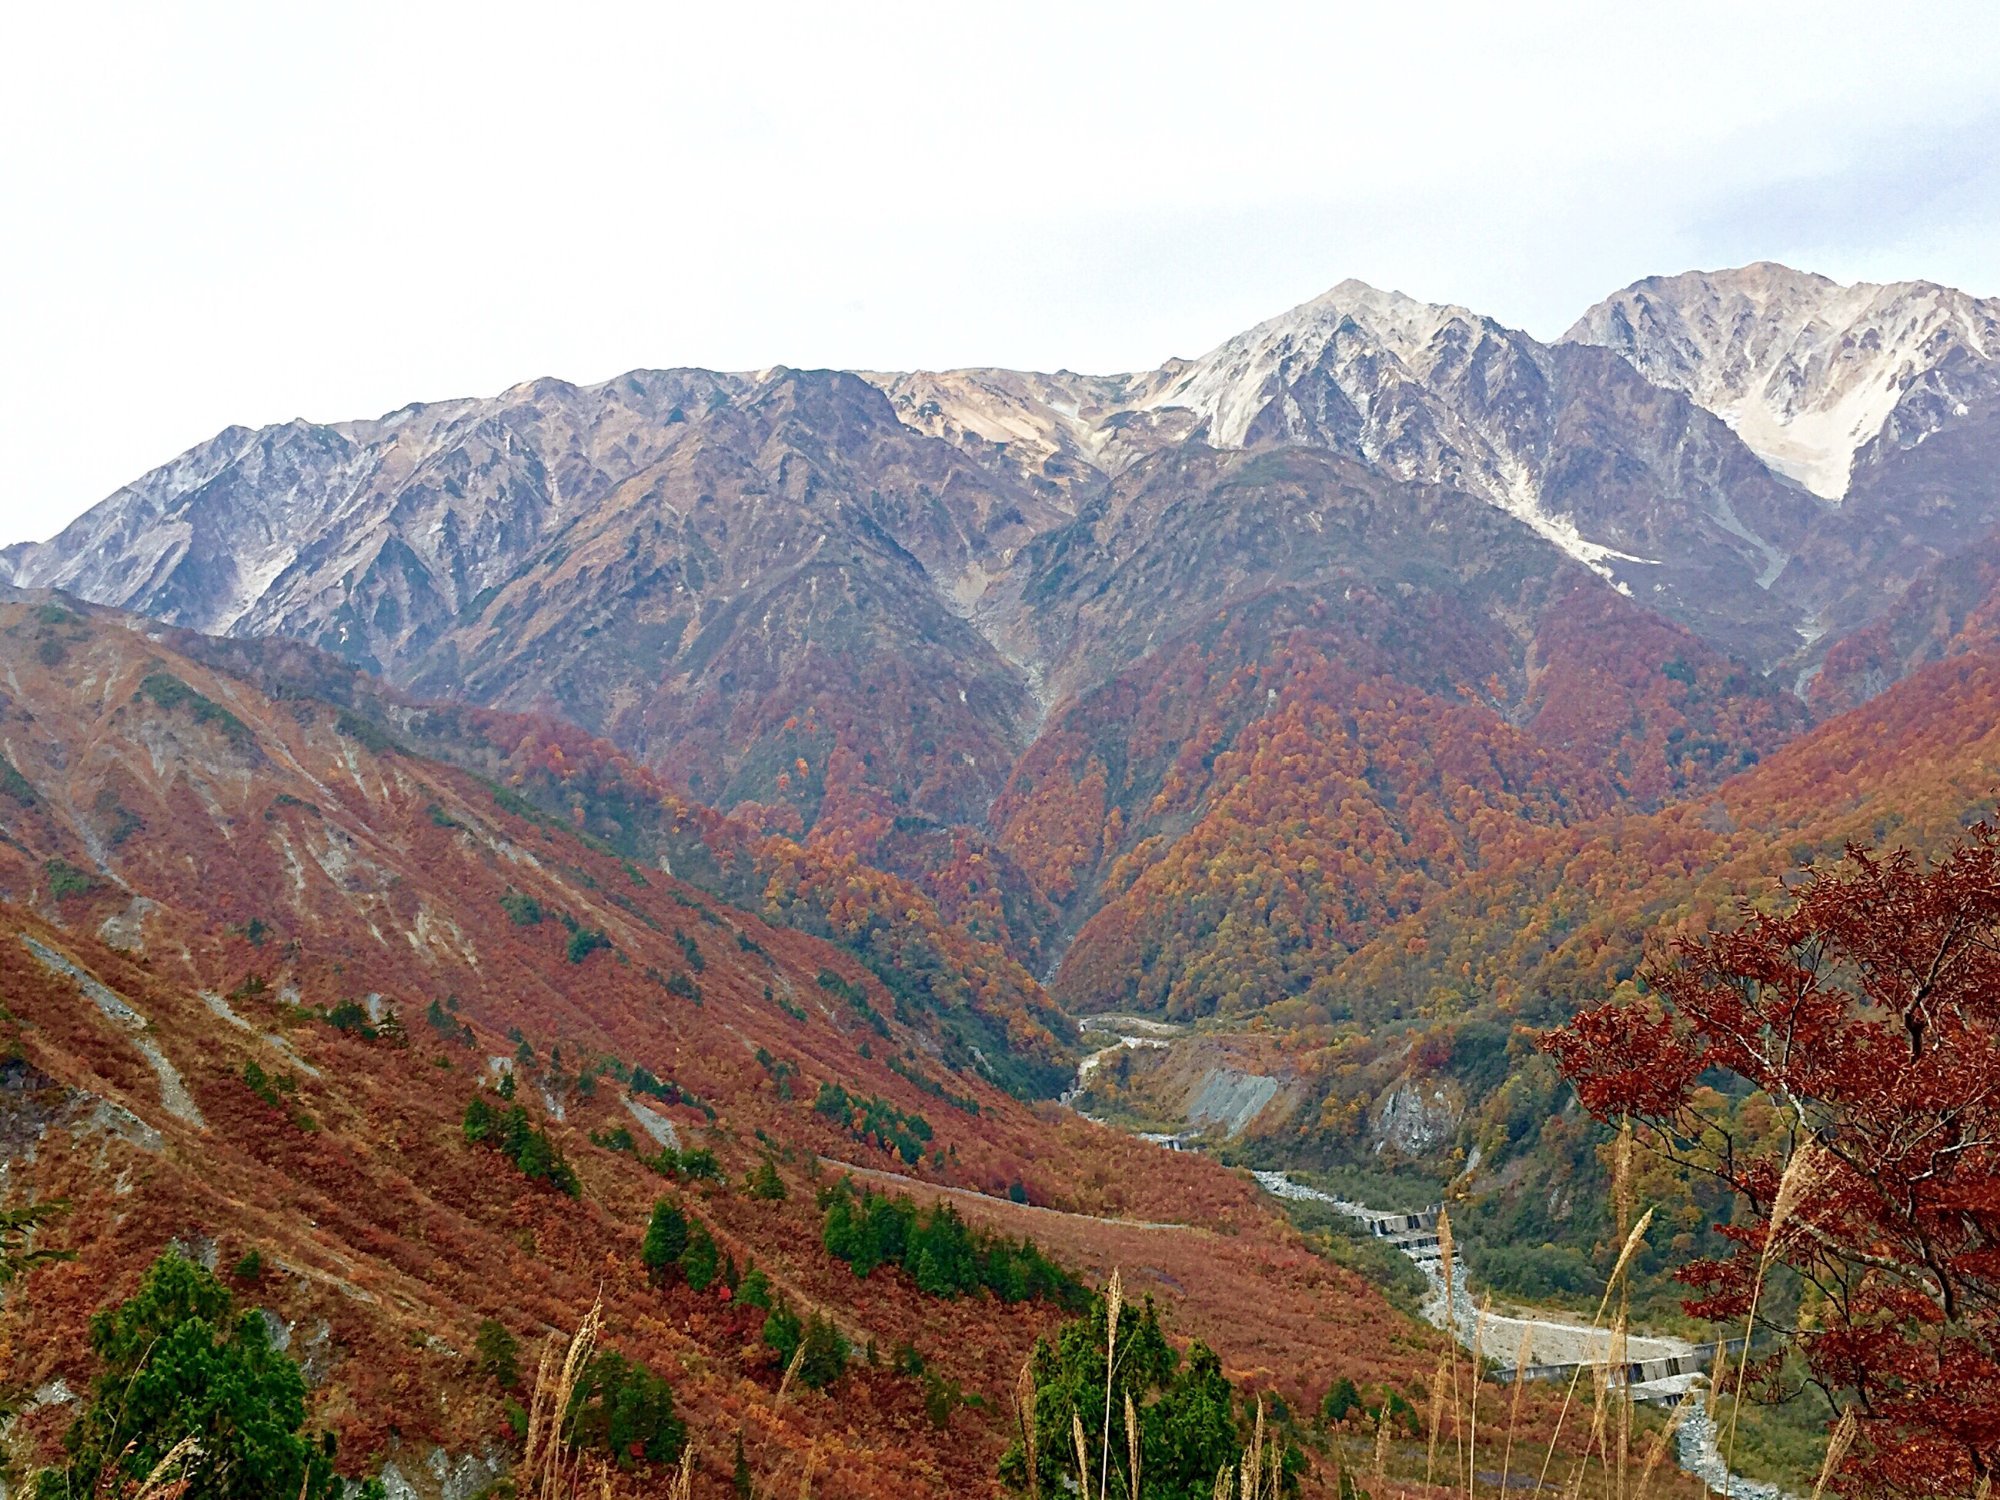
xmin=678 ymin=1223 xmax=720 ymax=1293
xmin=642 ymin=1201 xmax=688 ymax=1286
xmin=38 ymin=1250 xmax=346 ymax=1500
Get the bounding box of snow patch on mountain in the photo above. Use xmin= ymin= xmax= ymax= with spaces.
xmin=1565 ymin=262 xmax=2000 ymax=500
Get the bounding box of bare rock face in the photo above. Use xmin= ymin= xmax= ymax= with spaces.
xmin=1370 ymin=1077 xmax=1463 ymax=1158
xmin=1143 ymin=279 xmax=1817 ymax=632
xmin=10 ymin=260 xmax=1997 ymax=837
xmin=1183 ymin=1067 xmax=1282 ymax=1138
xmin=1567 ymin=264 xmax=2000 ymax=655
xmin=1564 ymin=262 xmax=2000 ymax=501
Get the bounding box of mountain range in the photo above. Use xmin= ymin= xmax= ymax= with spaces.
xmin=5 ymin=260 xmax=2000 ymax=1494
xmin=9 ymin=263 xmax=1998 ymax=1007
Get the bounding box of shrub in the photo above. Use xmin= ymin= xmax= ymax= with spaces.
xmin=333 ymin=709 xmax=393 ymax=754
xmin=630 ymin=1066 xmax=675 ymax=1101
xmin=592 ymin=1124 xmax=637 ymax=1154
xmin=761 ymin=1300 xmax=802 ymax=1365
xmin=1002 ymin=1289 xmax=1289 ymax=1500
xmin=325 ymin=1001 xmax=374 ymax=1038
xmin=565 ymin=1351 xmax=684 ymax=1468
xmin=679 ymin=1223 xmax=720 ymax=1292
xmin=137 ymin=671 xmax=253 ymax=747
xmin=43 ymin=859 xmax=98 ymax=900
xmin=675 ymin=930 xmax=705 ymax=971
xmin=242 ymin=1060 xmax=282 ymax=1109
xmin=811 ymin=1083 xmax=933 ymax=1165
xmin=796 ymin=1312 xmax=849 ymax=1390
xmin=475 ymin=1318 xmax=520 ymax=1388
xmin=425 ymin=998 xmax=474 ymax=1047
xmin=34 ymin=1249 xmax=345 ymax=1499
xmin=564 ymin=923 xmax=611 ymax=964
xmin=499 ymin=888 xmax=544 ymax=926
xmin=0 ymin=753 xmax=34 ymax=806
xmin=461 ymin=1096 xmax=578 ymax=1196
xmin=820 ymin=1182 xmax=1079 ymax=1306
xmin=745 ymin=1157 xmax=788 ymax=1202
xmin=1320 ymin=1375 xmax=1362 ymax=1426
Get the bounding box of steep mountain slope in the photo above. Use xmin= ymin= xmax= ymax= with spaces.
xmin=34 ymin=264 xmax=2000 ymax=1034
xmin=1016 ymin=576 xmax=1802 ymax=1019
xmin=1321 ymin=648 xmax=2000 ymax=1035
xmin=3 ymin=369 xmax=1064 ymax=841
xmin=1132 ymin=281 xmax=1815 ymax=651
xmin=1073 ymin=645 xmax=2000 ymax=1326
xmin=0 ymin=597 xmax=1433 ymax=1495
xmin=1808 ymin=532 xmax=2000 ymax=711
xmin=1565 ymin=263 xmax=2000 ymax=501
xmin=1567 ymin=264 xmax=2000 ymax=644
xmin=8 ymin=275 xmax=1835 ymax=817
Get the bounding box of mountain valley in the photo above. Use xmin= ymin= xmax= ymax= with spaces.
xmin=5 ymin=261 xmax=2000 ymax=1496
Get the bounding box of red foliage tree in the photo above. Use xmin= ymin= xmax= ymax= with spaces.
xmin=1546 ymin=823 xmax=2000 ymax=1497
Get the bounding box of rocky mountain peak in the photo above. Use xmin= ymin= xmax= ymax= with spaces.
xmin=1139 ymin=278 xmax=1498 ymax=448
xmin=1565 ymin=263 xmax=2000 ymax=500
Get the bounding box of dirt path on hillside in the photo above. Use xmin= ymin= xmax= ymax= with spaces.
xmin=819 ymin=1159 xmax=1190 ymax=1232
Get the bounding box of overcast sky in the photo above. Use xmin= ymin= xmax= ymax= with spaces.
xmin=4 ymin=1 xmax=1999 ymax=547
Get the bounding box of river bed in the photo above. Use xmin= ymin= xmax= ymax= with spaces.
xmin=1251 ymin=1169 xmax=1794 ymax=1500
xmin=1061 ymin=1027 xmax=1796 ymax=1496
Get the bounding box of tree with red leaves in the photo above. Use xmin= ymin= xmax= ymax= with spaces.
xmin=1546 ymin=821 xmax=2000 ymax=1498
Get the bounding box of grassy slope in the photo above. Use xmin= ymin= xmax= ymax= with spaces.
xmin=0 ymin=598 xmax=1486 ymax=1497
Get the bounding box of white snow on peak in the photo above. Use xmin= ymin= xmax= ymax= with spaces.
xmin=1141 ymin=279 xmax=1492 ymax=448
xmin=1129 ymin=281 xmax=1650 ymax=578
xmin=1565 ymin=262 xmax=2000 ymax=500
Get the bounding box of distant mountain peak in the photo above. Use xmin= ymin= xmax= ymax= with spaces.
xmin=1147 ymin=280 xmax=1499 ymax=447
xmin=1566 ymin=263 xmax=2000 ymax=499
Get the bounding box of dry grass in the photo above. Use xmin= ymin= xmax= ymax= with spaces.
xmin=103 ymin=1436 xmax=202 ymax=1500
xmin=1016 ymin=1351 xmax=1041 ymax=1499
xmin=1498 ymin=1318 xmax=1533 ymax=1496
xmin=1724 ymin=1137 xmax=1829 ymax=1481
xmin=481 ymin=1144 xmax=1860 ymax=1500
xmin=517 ymin=1295 xmax=603 ymax=1500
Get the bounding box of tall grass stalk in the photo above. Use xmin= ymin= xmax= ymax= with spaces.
xmin=106 ymin=1435 xmax=202 ymax=1500
xmin=1243 ymin=1393 xmax=1265 ymax=1500
xmin=1103 ymin=1269 xmax=1124 ymax=1500
xmin=1017 ymin=1353 xmax=1041 ymax=1500
xmin=1533 ymin=1207 xmax=1654 ymax=1495
xmin=1725 ymin=1139 xmax=1826 ymax=1489
xmin=520 ymin=1296 xmax=602 ymax=1500
xmin=1126 ymin=1391 xmax=1141 ymax=1500
xmin=1807 ymin=1410 xmax=1856 ymax=1500
xmin=1632 ymin=1390 xmax=1695 ymax=1500
xmin=1466 ymin=1296 xmax=1489 ymax=1500
xmin=1498 ymin=1319 xmax=1533 ymax=1497
xmin=1425 ymin=1358 xmax=1449 ymax=1489
xmin=1439 ymin=1208 xmax=1465 ymax=1489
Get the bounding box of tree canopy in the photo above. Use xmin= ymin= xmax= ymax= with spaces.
xmin=1548 ymin=822 xmax=2000 ymax=1498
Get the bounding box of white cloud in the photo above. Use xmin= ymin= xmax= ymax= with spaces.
xmin=3 ymin=0 xmax=1997 ymax=544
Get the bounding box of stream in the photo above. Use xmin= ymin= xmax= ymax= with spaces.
xmin=1251 ymin=1170 xmax=1794 ymax=1500
xmin=1061 ymin=1026 xmax=1791 ymax=1497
